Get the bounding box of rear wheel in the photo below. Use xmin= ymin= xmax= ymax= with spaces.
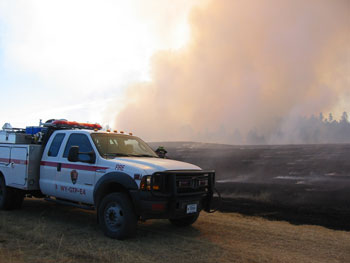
xmin=98 ymin=193 xmax=137 ymax=239
xmin=0 ymin=176 xmax=24 ymax=210
xmin=169 ymin=213 xmax=200 ymax=227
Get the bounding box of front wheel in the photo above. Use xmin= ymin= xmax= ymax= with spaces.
xmin=98 ymin=193 xmax=137 ymax=239
xmin=169 ymin=213 xmax=200 ymax=227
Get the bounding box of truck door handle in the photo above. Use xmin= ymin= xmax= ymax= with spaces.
xmin=57 ymin=163 xmax=62 ymax=172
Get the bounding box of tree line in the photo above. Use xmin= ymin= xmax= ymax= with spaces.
xmin=244 ymin=112 xmax=350 ymax=145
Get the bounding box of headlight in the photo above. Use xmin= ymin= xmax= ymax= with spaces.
xmin=140 ymin=175 xmax=160 ymax=191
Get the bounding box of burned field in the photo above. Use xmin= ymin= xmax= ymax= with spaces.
xmin=150 ymin=142 xmax=350 ymax=231
xmin=0 ymin=143 xmax=349 ymax=263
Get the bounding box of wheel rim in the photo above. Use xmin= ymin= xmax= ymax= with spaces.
xmin=104 ymin=202 xmax=124 ymax=231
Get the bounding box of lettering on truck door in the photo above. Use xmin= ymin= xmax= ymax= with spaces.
xmin=57 ymin=133 xmax=96 ymax=204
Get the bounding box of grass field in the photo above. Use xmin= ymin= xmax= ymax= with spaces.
xmin=0 ymin=198 xmax=349 ymax=263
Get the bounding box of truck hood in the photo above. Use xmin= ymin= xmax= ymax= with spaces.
xmin=110 ymin=157 xmax=201 ymax=174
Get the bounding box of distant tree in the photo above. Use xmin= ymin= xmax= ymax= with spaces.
xmin=246 ymin=129 xmax=266 ymax=145
xmin=319 ymin=112 xmax=324 ymax=122
xmin=328 ymin=113 xmax=333 ymax=123
xmin=233 ymin=129 xmax=243 ymax=144
xmin=341 ymin=112 xmax=348 ymax=123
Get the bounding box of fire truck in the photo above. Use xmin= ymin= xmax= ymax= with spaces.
xmin=0 ymin=120 xmax=215 ymax=239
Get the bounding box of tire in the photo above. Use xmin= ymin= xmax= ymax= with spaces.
xmin=98 ymin=192 xmax=137 ymax=239
xmin=169 ymin=213 xmax=200 ymax=227
xmin=0 ymin=176 xmax=14 ymax=210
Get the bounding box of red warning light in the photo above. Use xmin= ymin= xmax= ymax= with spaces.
xmin=51 ymin=120 xmax=102 ymax=130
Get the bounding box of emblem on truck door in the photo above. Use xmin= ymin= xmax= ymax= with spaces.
xmin=71 ymin=170 xmax=78 ymax=184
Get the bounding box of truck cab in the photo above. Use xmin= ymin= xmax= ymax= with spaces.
xmin=0 ymin=120 xmax=215 ymax=239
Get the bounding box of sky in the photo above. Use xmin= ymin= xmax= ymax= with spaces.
xmin=0 ymin=0 xmax=202 ymax=128
xmin=0 ymin=0 xmax=349 ymax=144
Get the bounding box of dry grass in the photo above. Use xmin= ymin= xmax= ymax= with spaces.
xmin=0 ymin=198 xmax=349 ymax=263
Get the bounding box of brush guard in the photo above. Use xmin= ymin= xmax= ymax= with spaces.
xmin=146 ymin=170 xmax=216 ymax=213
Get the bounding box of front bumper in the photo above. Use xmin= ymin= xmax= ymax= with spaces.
xmin=131 ymin=170 xmax=215 ymax=220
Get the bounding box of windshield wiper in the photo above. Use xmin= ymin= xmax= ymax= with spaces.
xmin=103 ymin=153 xmax=157 ymax=158
xmin=131 ymin=154 xmax=157 ymax=158
xmin=103 ymin=153 xmax=132 ymax=158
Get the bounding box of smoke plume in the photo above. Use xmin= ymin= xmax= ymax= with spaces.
xmin=115 ymin=0 xmax=350 ymax=144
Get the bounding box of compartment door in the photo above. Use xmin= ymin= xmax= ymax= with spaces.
xmin=0 ymin=146 xmax=10 ymax=165
xmin=0 ymin=147 xmax=11 ymax=182
xmin=10 ymin=147 xmax=27 ymax=186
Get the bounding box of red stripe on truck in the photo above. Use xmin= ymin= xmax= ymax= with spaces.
xmin=40 ymin=161 xmax=57 ymax=167
xmin=0 ymin=158 xmax=10 ymax=163
xmin=40 ymin=161 xmax=108 ymax=172
xmin=0 ymin=158 xmax=27 ymax=165
xmin=12 ymin=159 xmax=28 ymax=165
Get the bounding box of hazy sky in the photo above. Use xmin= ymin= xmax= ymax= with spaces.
xmin=0 ymin=0 xmax=349 ymax=144
xmin=0 ymin=0 xmax=202 ymax=128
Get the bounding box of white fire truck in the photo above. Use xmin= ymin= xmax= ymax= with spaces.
xmin=0 ymin=120 xmax=215 ymax=239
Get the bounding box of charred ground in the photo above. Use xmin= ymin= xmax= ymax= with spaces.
xmin=149 ymin=142 xmax=350 ymax=231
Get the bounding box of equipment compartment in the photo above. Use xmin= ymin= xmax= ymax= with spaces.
xmin=0 ymin=144 xmax=42 ymax=190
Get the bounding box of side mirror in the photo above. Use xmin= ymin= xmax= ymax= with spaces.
xmin=88 ymin=152 xmax=96 ymax=164
xmin=68 ymin=146 xmax=96 ymax=164
xmin=68 ymin=146 xmax=79 ymax=162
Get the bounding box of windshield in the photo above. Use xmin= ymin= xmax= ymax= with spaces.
xmin=91 ymin=133 xmax=158 ymax=158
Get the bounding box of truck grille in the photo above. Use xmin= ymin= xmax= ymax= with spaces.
xmin=149 ymin=170 xmax=215 ymax=197
xmin=176 ymin=175 xmax=208 ymax=193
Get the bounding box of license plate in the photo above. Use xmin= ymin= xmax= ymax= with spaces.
xmin=187 ymin=204 xmax=197 ymax=214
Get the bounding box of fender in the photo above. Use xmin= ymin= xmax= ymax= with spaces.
xmin=93 ymin=172 xmax=138 ymax=205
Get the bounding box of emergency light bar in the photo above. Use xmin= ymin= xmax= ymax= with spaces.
xmin=48 ymin=120 xmax=102 ymax=130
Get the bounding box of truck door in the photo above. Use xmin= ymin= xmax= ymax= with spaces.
xmin=40 ymin=133 xmax=66 ymax=196
xmin=56 ymin=133 xmax=96 ymax=204
xmin=10 ymin=147 xmax=27 ymax=186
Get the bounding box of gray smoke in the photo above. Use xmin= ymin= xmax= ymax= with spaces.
xmin=115 ymin=0 xmax=350 ymax=144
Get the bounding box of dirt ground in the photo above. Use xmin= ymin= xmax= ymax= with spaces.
xmin=0 ymin=198 xmax=349 ymax=263
xmin=1 ymin=143 xmax=350 ymax=262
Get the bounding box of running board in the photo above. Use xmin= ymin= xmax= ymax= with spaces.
xmin=44 ymin=197 xmax=95 ymax=211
